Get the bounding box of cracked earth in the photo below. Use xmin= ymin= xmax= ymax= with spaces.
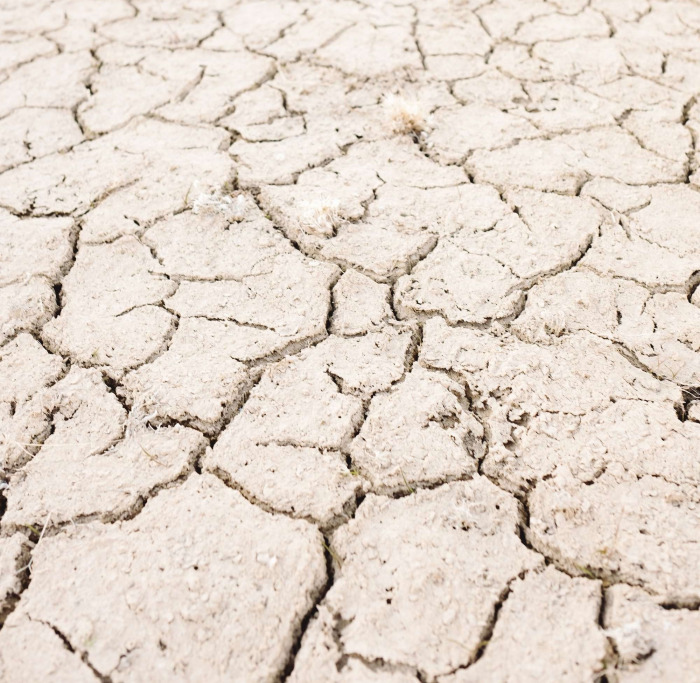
xmin=0 ymin=0 xmax=699 ymax=680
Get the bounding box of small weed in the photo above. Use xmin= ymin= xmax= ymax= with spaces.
xmin=297 ymin=198 xmax=343 ymax=237
xmin=322 ymin=541 xmax=342 ymax=567
xmin=575 ymin=564 xmax=597 ymax=579
xmin=597 ymin=505 xmax=625 ymax=561
xmin=446 ymin=637 xmax=472 ymax=651
xmin=399 ymin=468 xmax=415 ymax=494
xmin=384 ymin=94 xmax=429 ymax=136
xmin=190 ymin=183 xmax=248 ymax=221
xmin=138 ymin=443 xmax=166 ymax=467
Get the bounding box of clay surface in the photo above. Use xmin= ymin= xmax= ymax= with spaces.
xmin=1 ymin=0 xmax=699 ymax=679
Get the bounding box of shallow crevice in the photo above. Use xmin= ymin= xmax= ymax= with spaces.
xmin=37 ymin=618 xmax=113 ymax=682
xmin=676 ymin=386 xmax=700 ymax=421
xmin=516 ymin=489 xmax=653 ymax=593
xmin=2 ymin=459 xmax=201 ymax=538
xmin=597 ymin=586 xmax=621 ymax=682
xmin=0 ymin=540 xmax=32 ymax=630
xmin=279 ymin=536 xmax=336 ymax=681
xmin=444 ymin=576 xmax=519 ymax=679
xmin=207 ymin=463 xmax=354 ymax=532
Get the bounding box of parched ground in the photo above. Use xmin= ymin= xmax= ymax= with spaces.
xmin=0 ymin=0 xmax=699 ymax=680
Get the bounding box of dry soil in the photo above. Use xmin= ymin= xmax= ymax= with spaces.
xmin=0 ymin=0 xmax=699 ymax=681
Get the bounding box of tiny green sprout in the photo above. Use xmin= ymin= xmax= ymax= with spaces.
xmin=669 ymin=361 xmax=685 ymax=380
xmin=575 ymin=565 xmax=597 ymax=579
xmin=25 ymin=524 xmax=40 ymax=535
xmin=322 ymin=541 xmax=342 ymax=568
xmin=399 ymin=468 xmax=415 ymax=494
xmin=446 ymin=637 xmax=471 ymax=651
xmin=184 ymin=183 xmax=195 ymax=206
xmin=139 ymin=443 xmax=166 ymax=467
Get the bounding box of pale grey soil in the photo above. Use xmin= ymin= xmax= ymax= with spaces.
xmin=0 ymin=0 xmax=699 ymax=680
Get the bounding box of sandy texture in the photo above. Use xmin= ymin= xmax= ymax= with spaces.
xmin=1 ymin=0 xmax=699 ymax=679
